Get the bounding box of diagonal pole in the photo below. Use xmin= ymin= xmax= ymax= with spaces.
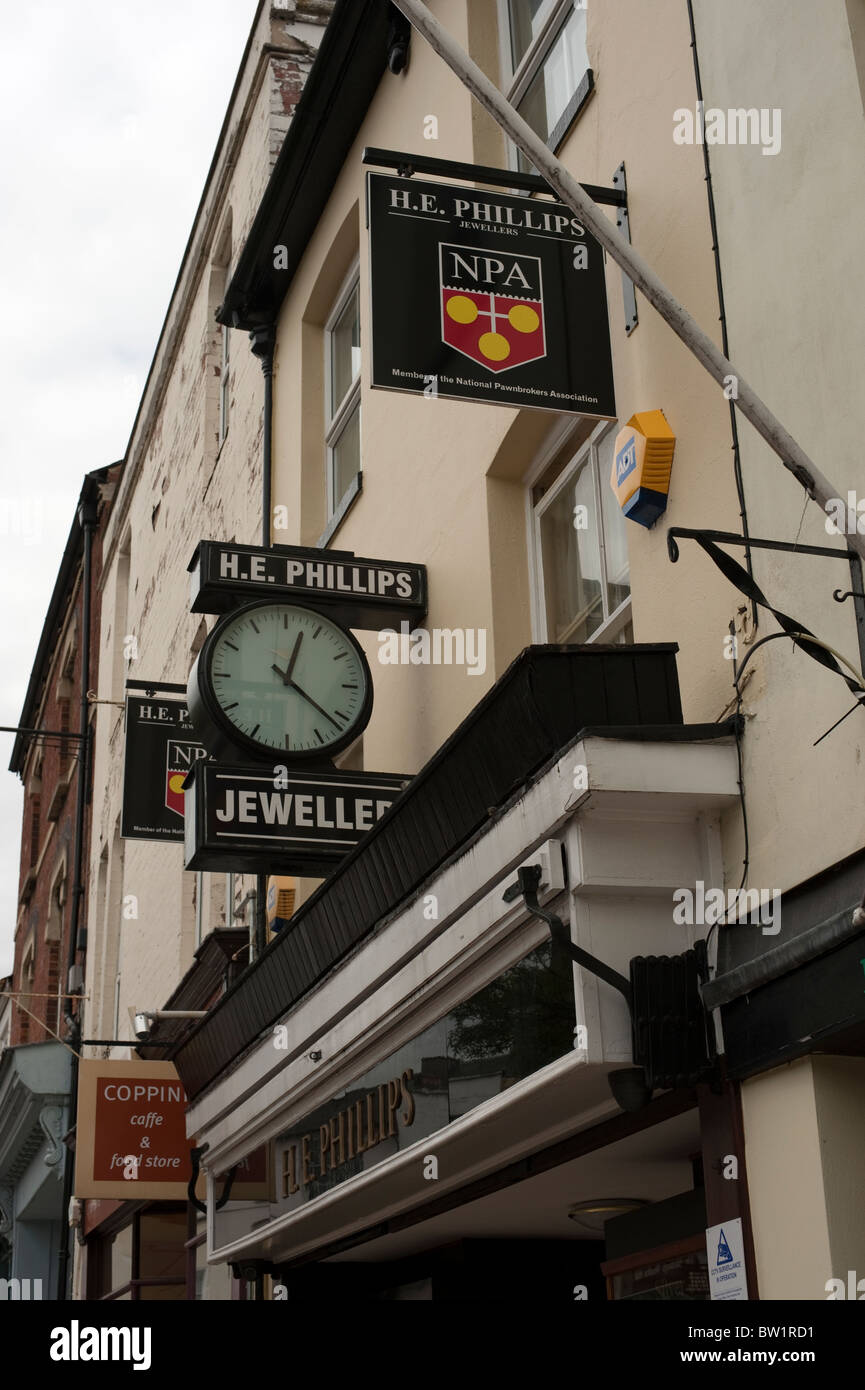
xmin=391 ymin=0 xmax=864 ymax=563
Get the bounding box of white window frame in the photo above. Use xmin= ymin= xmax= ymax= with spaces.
xmin=525 ymin=417 xmax=633 ymax=645
xmin=497 ymin=0 xmax=591 ymax=171
xmin=324 ymin=259 xmax=362 ymax=519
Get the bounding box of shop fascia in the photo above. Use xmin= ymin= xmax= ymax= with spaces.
xmin=188 ymin=729 xmax=739 ymax=1267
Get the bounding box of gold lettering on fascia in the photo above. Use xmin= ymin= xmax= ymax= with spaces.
xmin=280 ymin=1070 xmax=414 ymax=1197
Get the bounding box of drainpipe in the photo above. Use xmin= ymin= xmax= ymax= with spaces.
xmin=250 ymin=321 xmax=276 ymax=961
xmin=56 ymin=482 xmax=98 ymax=1301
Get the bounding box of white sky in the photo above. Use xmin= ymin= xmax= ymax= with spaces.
xmin=0 ymin=0 xmax=261 ymax=975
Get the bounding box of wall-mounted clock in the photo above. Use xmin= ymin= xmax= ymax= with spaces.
xmin=187 ymin=600 xmax=373 ymax=762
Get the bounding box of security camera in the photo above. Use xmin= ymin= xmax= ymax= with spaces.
xmin=133 ymin=1013 xmax=151 ymax=1041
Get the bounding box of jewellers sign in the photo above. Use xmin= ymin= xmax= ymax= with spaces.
xmin=184 ymin=761 xmax=410 ymax=873
xmin=189 ymin=540 xmax=427 ymax=627
xmin=121 ymin=696 xmax=207 ymax=842
xmin=367 ymin=171 xmax=615 ymax=417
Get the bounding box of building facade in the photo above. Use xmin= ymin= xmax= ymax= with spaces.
xmin=47 ymin=0 xmax=865 ymax=1301
xmin=1 ymin=466 xmax=118 ymax=1299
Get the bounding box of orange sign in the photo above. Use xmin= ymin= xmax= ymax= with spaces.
xmin=75 ymin=1060 xmax=194 ymax=1199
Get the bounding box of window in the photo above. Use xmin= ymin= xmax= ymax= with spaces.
xmin=89 ymin=1205 xmax=188 ymax=1301
xmin=500 ymin=0 xmax=591 ymax=173
xmin=530 ymin=420 xmax=632 ymax=644
xmin=29 ymin=794 xmax=41 ymax=866
xmin=325 ymin=266 xmax=361 ymax=519
xmin=218 ymin=323 xmax=230 ymax=448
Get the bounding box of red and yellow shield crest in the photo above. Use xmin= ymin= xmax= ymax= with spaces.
xmin=440 ymin=243 xmax=546 ymax=373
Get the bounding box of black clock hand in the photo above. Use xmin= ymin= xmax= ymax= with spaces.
xmin=286 ymin=631 xmax=304 ymax=680
xmin=271 ymin=663 xmax=290 ymax=683
xmin=288 ymin=679 xmax=342 ymax=731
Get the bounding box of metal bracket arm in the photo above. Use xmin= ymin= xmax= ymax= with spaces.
xmin=187 ymin=1144 xmax=239 ymax=1216
xmin=503 ymin=864 xmax=632 ymax=1006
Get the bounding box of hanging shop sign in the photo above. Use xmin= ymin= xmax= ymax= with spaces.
xmin=74 ymin=1060 xmax=194 ymax=1199
xmin=188 ymin=540 xmax=427 ymax=627
xmin=367 ymin=171 xmax=616 ymax=417
xmin=183 ymin=761 xmax=410 ymax=873
xmin=121 ymin=695 xmax=207 ymax=842
xmin=611 ymin=409 xmax=676 ymax=528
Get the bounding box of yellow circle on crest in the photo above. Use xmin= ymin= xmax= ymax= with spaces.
xmin=446 ymin=295 xmax=478 ymax=324
xmin=508 ymin=304 xmax=539 ymax=334
xmin=479 ymin=332 xmax=510 ymax=361
xmin=169 ymin=774 xmax=186 ymax=794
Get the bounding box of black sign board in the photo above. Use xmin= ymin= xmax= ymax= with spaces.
xmin=121 ymin=696 xmax=207 ymax=841
xmin=189 ymin=540 xmax=427 ymax=627
xmin=184 ymin=761 xmax=410 ymax=874
xmin=367 ymin=171 xmax=616 ymax=417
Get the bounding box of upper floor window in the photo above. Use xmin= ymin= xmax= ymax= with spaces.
xmin=325 ymin=266 xmax=361 ymax=519
xmin=501 ymin=0 xmax=591 ymax=173
xmin=218 ymin=324 xmax=231 ymax=448
xmin=530 ymin=419 xmax=632 ymax=644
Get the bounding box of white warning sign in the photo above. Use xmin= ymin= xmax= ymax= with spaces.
xmin=706 ymin=1217 xmax=749 ymax=1300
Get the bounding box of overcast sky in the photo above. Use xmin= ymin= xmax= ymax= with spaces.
xmin=0 ymin=0 xmax=260 ymax=975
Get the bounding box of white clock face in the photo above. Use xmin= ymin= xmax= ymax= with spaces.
xmin=207 ymin=604 xmax=369 ymax=755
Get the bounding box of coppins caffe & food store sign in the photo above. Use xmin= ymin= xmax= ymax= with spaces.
xmin=367 ymin=172 xmax=616 ymax=417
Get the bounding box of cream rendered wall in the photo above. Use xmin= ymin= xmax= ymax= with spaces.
xmin=692 ymin=0 xmax=865 ymax=893
xmin=271 ymin=0 xmax=735 ymax=788
xmin=742 ymin=1055 xmax=865 ymax=1297
xmin=813 ymin=1055 xmax=865 ymax=1288
xmin=741 ymin=1058 xmax=832 ymax=1299
xmin=83 ymin=3 xmax=332 ymax=1049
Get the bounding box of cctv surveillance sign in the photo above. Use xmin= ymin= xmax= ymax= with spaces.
xmin=367 ymin=171 xmax=615 ymax=417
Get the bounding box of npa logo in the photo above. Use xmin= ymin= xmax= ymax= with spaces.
xmin=440 ymin=243 xmax=545 ymax=372
xmin=616 ymin=434 xmax=637 ymax=486
xmin=165 ymin=741 xmax=205 ymax=818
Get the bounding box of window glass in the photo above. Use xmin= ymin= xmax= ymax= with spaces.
xmin=508 ymin=0 xmax=557 ymax=68
xmin=330 ymin=286 xmax=361 ymax=414
xmin=516 ymin=5 xmax=588 ymax=156
xmin=598 ymin=429 xmax=631 ymax=613
xmin=138 ymin=1209 xmax=186 ymax=1300
xmin=331 ymin=406 xmax=360 ymax=512
xmin=540 ymin=457 xmax=602 ymax=642
xmin=110 ymin=1222 xmax=132 ymax=1291
xmin=534 ymin=425 xmax=632 ymax=644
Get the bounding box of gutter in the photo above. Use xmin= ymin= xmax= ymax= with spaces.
xmin=702 ymin=904 xmax=863 ymax=1011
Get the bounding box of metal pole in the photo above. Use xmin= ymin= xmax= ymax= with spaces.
xmin=391 ymin=0 xmax=864 ymax=563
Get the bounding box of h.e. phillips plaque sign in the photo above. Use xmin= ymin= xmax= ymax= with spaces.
xmin=189 ymin=540 xmax=427 ymax=629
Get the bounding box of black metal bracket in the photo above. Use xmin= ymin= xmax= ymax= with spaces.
xmin=362 ymin=147 xmax=627 ymax=208
xmin=187 ymin=1144 xmax=239 ymax=1216
xmin=386 ymin=5 xmax=411 ymax=74
xmin=612 ymin=162 xmax=638 ymax=335
xmin=503 ymin=865 xmax=716 ymax=1106
xmin=125 ymin=680 xmax=188 ymax=693
xmin=503 ymin=864 xmax=632 ymax=1004
xmin=667 ymin=526 xmax=865 ymax=679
